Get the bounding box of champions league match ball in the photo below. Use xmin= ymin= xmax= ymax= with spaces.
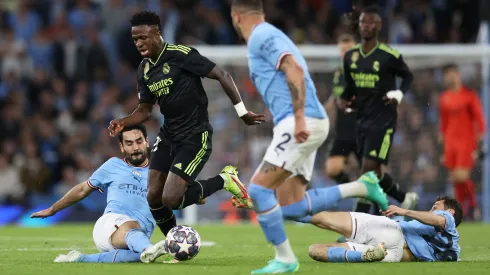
xmin=164 ymin=225 xmax=201 ymax=261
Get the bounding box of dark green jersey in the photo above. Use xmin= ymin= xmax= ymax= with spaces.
xmin=137 ymin=43 xmax=216 ymax=142
xmin=332 ymin=66 xmax=356 ymax=140
xmin=341 ymin=43 xmax=413 ymax=130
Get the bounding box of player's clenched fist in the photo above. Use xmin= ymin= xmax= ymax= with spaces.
xmin=108 ymin=119 xmax=125 ymax=137
xmin=30 ymin=207 xmax=55 ymax=219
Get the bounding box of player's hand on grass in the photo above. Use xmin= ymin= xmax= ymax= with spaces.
xmin=294 ymin=117 xmax=310 ymax=143
xmin=240 ymin=111 xmax=266 ymax=125
xmin=383 ymin=205 xmax=409 ymax=217
xmin=30 ymin=207 xmax=55 ymax=219
xmin=108 ymin=119 xmax=125 ymax=137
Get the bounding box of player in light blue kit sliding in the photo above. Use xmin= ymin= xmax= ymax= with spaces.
xmin=307 ymin=196 xmax=462 ymax=263
xmin=32 ymin=125 xmax=169 ymax=263
xmin=230 ymin=1 xmax=388 ymax=273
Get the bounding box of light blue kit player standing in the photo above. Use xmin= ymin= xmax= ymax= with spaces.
xmin=31 ymin=125 xmax=169 ymax=263
xmin=230 ymin=0 xmax=389 ymax=273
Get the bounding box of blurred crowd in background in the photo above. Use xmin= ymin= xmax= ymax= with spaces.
xmin=0 ymin=0 xmax=486 ymax=220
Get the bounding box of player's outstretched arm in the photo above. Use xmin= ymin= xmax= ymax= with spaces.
xmin=339 ymin=54 xmax=356 ymax=112
xmin=383 ymin=205 xmax=446 ymax=228
xmin=279 ymin=55 xmax=310 ymax=143
xmin=207 ymin=66 xmax=265 ymax=125
xmin=108 ymin=103 xmax=153 ymax=137
xmin=30 ymin=181 xmax=94 ymax=218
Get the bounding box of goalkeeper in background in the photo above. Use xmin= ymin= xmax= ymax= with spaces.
xmin=439 ymin=64 xmax=486 ymax=220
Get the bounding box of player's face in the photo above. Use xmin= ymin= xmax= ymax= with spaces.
xmin=120 ymin=130 xmax=149 ymax=166
xmin=230 ymin=10 xmax=244 ymax=39
xmin=444 ymin=69 xmax=460 ymax=90
xmin=430 ymin=200 xmax=446 ymax=212
xmin=338 ymin=41 xmax=355 ymax=60
xmin=359 ymin=13 xmax=380 ymax=40
xmin=131 ymin=25 xmax=161 ymax=58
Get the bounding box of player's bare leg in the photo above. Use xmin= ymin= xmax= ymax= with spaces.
xmin=248 ymin=162 xmax=299 ymax=274
xmin=147 ymin=169 xmax=176 ymax=236
xmin=358 ymin=158 xmax=418 ymax=215
xmin=326 ymin=156 xmax=351 ymax=184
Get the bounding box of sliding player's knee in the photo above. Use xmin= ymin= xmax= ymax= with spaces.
xmin=308 ymin=244 xmax=329 ymax=262
xmin=326 ymin=157 xmax=344 ymax=178
xmin=111 ymin=221 xmax=140 ymax=249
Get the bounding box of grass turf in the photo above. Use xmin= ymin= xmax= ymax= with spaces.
xmin=1 ymin=223 xmax=489 ymax=275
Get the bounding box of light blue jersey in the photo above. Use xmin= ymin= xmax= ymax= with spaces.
xmin=399 ymin=210 xmax=460 ymax=262
xmin=88 ymin=157 xmax=155 ymax=237
xmin=247 ymin=23 xmax=326 ymax=125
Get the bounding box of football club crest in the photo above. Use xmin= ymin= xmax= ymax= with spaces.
xmin=132 ymin=170 xmax=142 ymax=178
xmin=373 ymin=61 xmax=380 ymax=72
xmin=350 ymin=52 xmax=359 ymax=69
xmin=163 ymin=63 xmax=170 ymax=74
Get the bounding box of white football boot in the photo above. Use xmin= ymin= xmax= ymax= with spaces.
xmin=401 ymin=192 xmax=419 ymax=210
xmin=140 ymin=240 xmax=168 ymax=263
xmin=362 ymin=243 xmax=387 ymax=262
xmin=54 ymin=250 xmax=83 ymax=263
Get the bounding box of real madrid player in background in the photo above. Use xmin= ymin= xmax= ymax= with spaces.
xmin=230 ymin=1 xmax=389 ymax=273
xmin=324 ymin=34 xmax=361 ymax=187
xmin=340 ymin=6 xmax=418 ymax=215
xmin=31 ymin=125 xmax=170 ymax=263
xmin=108 ymin=11 xmax=265 ymax=238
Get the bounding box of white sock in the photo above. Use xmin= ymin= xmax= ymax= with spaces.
xmin=338 ymin=181 xmax=368 ymax=198
xmin=274 ymin=239 xmax=296 ymax=263
xmin=219 ymin=174 xmax=227 ymax=188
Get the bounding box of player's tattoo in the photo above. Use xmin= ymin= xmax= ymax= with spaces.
xmin=260 ymin=161 xmax=278 ymax=174
xmin=280 ymin=55 xmax=306 ymax=115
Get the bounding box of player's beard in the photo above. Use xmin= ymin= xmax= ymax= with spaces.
xmin=126 ymin=151 xmax=147 ymax=166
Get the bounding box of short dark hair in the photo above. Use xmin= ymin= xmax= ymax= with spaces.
xmin=362 ymin=5 xmax=381 ymax=15
xmin=118 ymin=124 xmax=148 ymax=144
xmin=436 ymin=196 xmax=463 ymax=227
xmin=231 ymin=0 xmax=264 ymax=12
xmin=130 ymin=11 xmax=161 ymax=31
xmin=443 ymin=64 xmax=459 ymax=73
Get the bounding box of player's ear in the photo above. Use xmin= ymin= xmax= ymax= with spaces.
xmin=447 ymin=209 xmax=455 ymax=216
xmin=119 ymin=142 xmax=124 ymax=154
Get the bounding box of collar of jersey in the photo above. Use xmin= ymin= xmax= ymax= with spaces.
xmin=148 ymin=42 xmax=168 ymax=65
xmin=123 ymin=158 xmax=149 ymax=168
xmin=248 ymin=22 xmax=266 ymax=45
xmin=359 ymin=42 xmax=380 ymax=58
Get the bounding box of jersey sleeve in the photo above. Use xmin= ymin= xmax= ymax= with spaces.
xmin=439 ymin=94 xmax=448 ymax=136
xmin=391 ymin=54 xmax=413 ymax=93
xmin=249 ymin=33 xmax=292 ymax=70
xmin=433 ymin=210 xmax=456 ymax=232
xmin=87 ymin=158 xmax=115 ymax=193
xmin=340 ymin=52 xmax=357 ymax=100
xmin=137 ymin=61 xmax=157 ymax=104
xmin=181 ymin=48 xmax=216 ymax=78
xmin=469 ymin=91 xmax=486 ymax=137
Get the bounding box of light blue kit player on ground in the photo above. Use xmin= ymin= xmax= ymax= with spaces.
xmin=307 ymin=196 xmax=462 ymax=263
xmin=230 ymin=1 xmax=390 ymax=273
xmin=31 ymin=125 xmax=169 ymax=264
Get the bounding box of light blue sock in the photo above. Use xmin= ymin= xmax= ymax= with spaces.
xmin=248 ymin=183 xmax=287 ymax=245
xmin=282 ymin=186 xmax=342 ymax=220
xmin=80 ymin=249 xmax=142 ymax=263
xmin=126 ymin=228 xmax=151 ymax=253
xmin=327 ymin=247 xmax=363 ymax=263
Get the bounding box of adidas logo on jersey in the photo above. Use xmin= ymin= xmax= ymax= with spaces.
xmin=174 ymin=163 xmax=182 ymax=170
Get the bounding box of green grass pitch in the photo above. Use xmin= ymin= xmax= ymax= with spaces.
xmin=1 ymin=223 xmax=490 ymax=275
